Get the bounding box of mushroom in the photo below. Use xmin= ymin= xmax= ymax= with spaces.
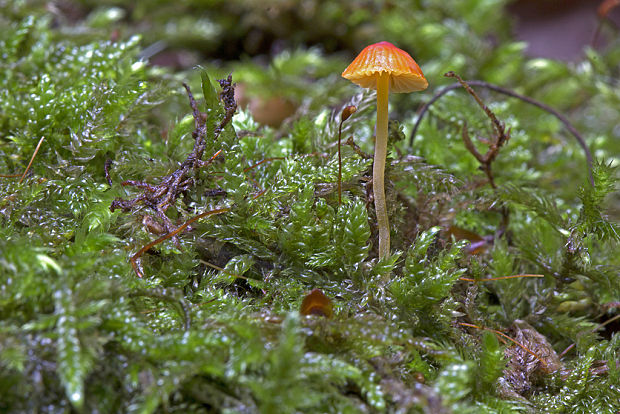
xmin=300 ymin=288 xmax=333 ymax=318
xmin=342 ymin=41 xmax=427 ymax=259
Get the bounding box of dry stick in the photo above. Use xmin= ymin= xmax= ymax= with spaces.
xmin=558 ymin=312 xmax=620 ymax=359
xmin=445 ymin=72 xmax=505 ymax=139
xmin=459 ymin=274 xmax=544 ymax=283
xmin=409 ymin=79 xmax=594 ymax=185
xmin=112 ymin=80 xmax=238 ymax=275
xmin=447 ymin=72 xmax=509 ymax=189
xmin=345 ymin=136 xmax=372 ymax=159
xmin=458 ymin=322 xmax=548 ymax=369
xmin=19 ymin=137 xmax=45 ymax=184
xmin=337 ymin=106 xmax=357 ymax=207
xmin=251 ymin=188 xmax=268 ymax=200
xmin=0 ymin=137 xmax=45 ymax=180
xmin=131 ymin=207 xmax=230 ymax=278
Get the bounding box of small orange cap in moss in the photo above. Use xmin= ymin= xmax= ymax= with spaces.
xmin=300 ymin=289 xmax=333 ymax=318
xmin=342 ymin=41 xmax=428 ymax=93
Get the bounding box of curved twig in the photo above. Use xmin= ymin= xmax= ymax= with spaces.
xmin=409 ymin=80 xmax=594 ymax=184
xmin=131 ymin=207 xmax=230 ymax=278
xmin=458 ymin=322 xmax=548 ymax=369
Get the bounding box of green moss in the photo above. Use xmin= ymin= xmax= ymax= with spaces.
xmin=1 ymin=1 xmax=619 ymax=413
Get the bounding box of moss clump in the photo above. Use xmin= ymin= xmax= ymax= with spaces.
xmin=1 ymin=1 xmax=619 ymax=413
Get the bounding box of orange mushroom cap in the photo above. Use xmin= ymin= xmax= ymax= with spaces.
xmin=300 ymin=288 xmax=333 ymax=318
xmin=342 ymin=41 xmax=428 ymax=93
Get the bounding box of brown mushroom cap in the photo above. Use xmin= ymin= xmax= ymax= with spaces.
xmin=342 ymin=41 xmax=428 ymax=93
xmin=300 ymin=288 xmax=333 ymax=318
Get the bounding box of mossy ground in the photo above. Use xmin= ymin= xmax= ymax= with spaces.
xmin=1 ymin=1 xmax=619 ymax=413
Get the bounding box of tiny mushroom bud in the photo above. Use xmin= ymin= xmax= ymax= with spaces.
xmin=337 ymin=105 xmax=357 ymax=206
xmin=342 ymin=41 xmax=427 ymax=262
xmin=300 ymin=288 xmax=333 ymax=318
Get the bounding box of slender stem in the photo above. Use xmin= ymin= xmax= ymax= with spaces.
xmin=17 ymin=136 xmax=45 ymax=184
xmin=338 ymin=119 xmax=343 ymax=207
xmin=375 ymin=72 xmax=390 ymax=260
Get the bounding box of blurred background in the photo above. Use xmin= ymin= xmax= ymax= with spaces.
xmin=35 ymin=0 xmax=620 ymax=65
xmin=8 ymin=0 xmax=610 ymax=146
xmin=509 ymin=0 xmax=620 ymax=61
xmin=18 ymin=0 xmax=618 ymax=127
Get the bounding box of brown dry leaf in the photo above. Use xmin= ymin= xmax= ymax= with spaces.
xmin=446 ymin=225 xmax=489 ymax=255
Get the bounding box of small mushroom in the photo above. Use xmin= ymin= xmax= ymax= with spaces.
xmin=300 ymin=288 xmax=333 ymax=318
xmin=342 ymin=41 xmax=427 ymax=259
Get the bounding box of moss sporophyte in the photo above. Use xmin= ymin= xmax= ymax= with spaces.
xmin=342 ymin=41 xmax=427 ymax=262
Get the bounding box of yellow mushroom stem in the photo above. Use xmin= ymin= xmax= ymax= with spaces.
xmin=374 ymin=72 xmax=390 ymax=260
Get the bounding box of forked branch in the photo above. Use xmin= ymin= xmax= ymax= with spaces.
xmin=410 ymin=75 xmax=594 ymax=185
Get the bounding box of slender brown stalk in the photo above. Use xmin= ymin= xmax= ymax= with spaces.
xmin=559 ymin=313 xmax=620 ymax=358
xmin=0 ymin=137 xmax=45 ymax=180
xmin=338 ymin=106 xmax=357 ymax=207
xmin=20 ymin=137 xmax=45 ymax=183
xmin=409 ymin=78 xmax=593 ymax=184
xmin=458 ymin=322 xmax=548 ymax=369
xmin=131 ymin=207 xmax=230 ymax=278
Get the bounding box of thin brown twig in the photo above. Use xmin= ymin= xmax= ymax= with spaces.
xmin=458 ymin=322 xmax=548 ymax=369
xmin=595 ymin=312 xmax=620 ymax=330
xmin=559 ymin=312 xmax=620 ymax=358
xmin=445 ymin=72 xmax=505 ymax=139
xmin=445 ymin=72 xmax=510 ymax=189
xmin=110 ymin=79 xmax=234 ymax=247
xmin=337 ymin=106 xmax=357 ymax=206
xmin=20 ymin=136 xmax=45 ymax=184
xmin=557 ymin=341 xmax=579 ymax=360
xmin=252 ymin=188 xmax=268 ymax=200
xmin=131 ymin=207 xmax=230 ymax=278
xmin=409 ymin=78 xmax=594 ymax=185
xmin=345 ymin=136 xmax=372 ymax=160
xmin=0 ymin=137 xmax=45 ymax=181
xmin=110 ymin=78 xmax=238 ymax=277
